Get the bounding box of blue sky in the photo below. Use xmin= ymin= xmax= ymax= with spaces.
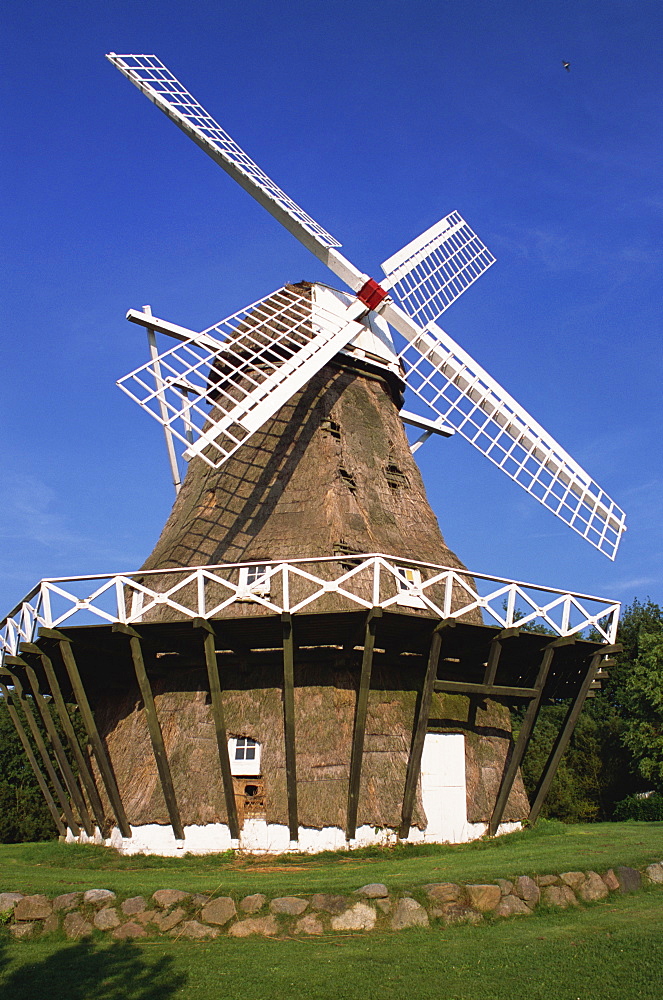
xmin=1 ymin=0 xmax=661 ymax=618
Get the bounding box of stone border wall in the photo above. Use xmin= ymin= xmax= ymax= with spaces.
xmin=3 ymin=863 xmax=663 ymax=941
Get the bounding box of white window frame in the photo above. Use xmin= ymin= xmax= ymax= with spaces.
xmin=237 ymin=564 xmax=270 ymax=600
xmin=395 ymin=566 xmax=426 ymax=609
xmin=228 ymin=736 xmax=262 ymax=776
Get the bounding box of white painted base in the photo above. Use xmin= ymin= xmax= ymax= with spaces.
xmin=64 ymin=732 xmax=523 ymax=855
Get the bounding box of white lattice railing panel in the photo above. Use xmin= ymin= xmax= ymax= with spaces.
xmin=398 ymin=323 xmax=627 ymax=560
xmin=381 ymin=212 xmax=495 ymax=327
xmin=0 ymin=555 xmax=620 ymax=656
xmin=118 ymin=286 xmax=364 ymax=469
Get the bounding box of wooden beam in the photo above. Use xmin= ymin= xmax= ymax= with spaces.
xmin=113 ymin=624 xmax=184 ymax=841
xmin=39 ymin=628 xmax=131 ymax=838
xmin=399 ymin=620 xmax=452 ymax=839
xmin=0 ymin=678 xmax=66 ymax=837
xmin=483 ymin=628 xmax=520 ymax=687
xmin=435 ymin=680 xmax=538 ymax=699
xmin=1 ymin=664 xmax=81 ymax=836
xmin=193 ymin=618 xmax=240 ymax=841
xmin=528 ymin=643 xmax=621 ymax=825
xmin=19 ymin=658 xmax=94 ymax=836
xmin=488 ymin=637 xmax=575 ymax=836
xmin=20 ymin=642 xmax=108 ymax=833
xmin=281 ymin=613 xmax=299 ymax=842
xmin=346 ymin=608 xmax=383 ymax=840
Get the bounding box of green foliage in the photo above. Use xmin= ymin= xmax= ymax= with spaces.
xmin=621 ymin=630 xmax=663 ymax=789
xmin=613 ymin=793 xmax=663 ymax=821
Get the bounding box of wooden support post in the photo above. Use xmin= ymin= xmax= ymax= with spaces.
xmin=528 ymin=643 xmax=621 ymax=825
xmin=20 ymin=658 xmax=94 ymax=836
xmin=1 ymin=664 xmax=81 ymax=835
xmin=399 ymin=619 xmax=451 ymax=839
xmin=282 ymin=613 xmax=298 ymax=842
xmin=193 ymin=618 xmax=240 ymax=841
xmin=39 ymin=628 xmax=132 ymax=838
xmin=483 ymin=628 xmax=520 ymax=687
xmin=0 ymin=678 xmax=66 ymax=837
xmin=488 ymin=636 xmax=575 ymax=836
xmin=20 ymin=642 xmax=107 ymax=833
xmin=113 ymin=623 xmax=184 ymax=841
xmin=346 ymin=608 xmax=382 ymax=841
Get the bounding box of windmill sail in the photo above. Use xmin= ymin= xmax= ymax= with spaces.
xmin=398 ymin=322 xmax=626 ymax=559
xmin=118 ymin=285 xmax=368 ymax=469
xmin=381 ymin=212 xmax=495 ymax=326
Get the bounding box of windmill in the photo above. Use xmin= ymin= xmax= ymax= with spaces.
xmin=0 ymin=56 xmax=623 ymax=856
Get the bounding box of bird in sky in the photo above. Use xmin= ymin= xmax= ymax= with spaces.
xmin=562 ymin=61 xmax=571 ymax=71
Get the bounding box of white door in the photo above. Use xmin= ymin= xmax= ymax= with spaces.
xmin=420 ymin=733 xmax=471 ymax=843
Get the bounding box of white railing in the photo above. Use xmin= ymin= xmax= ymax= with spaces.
xmin=0 ymin=554 xmax=620 ymax=656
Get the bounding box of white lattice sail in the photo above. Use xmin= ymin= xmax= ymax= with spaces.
xmin=398 ymin=322 xmax=627 ymax=559
xmin=106 ymin=53 xmax=341 ymax=252
xmin=118 ymin=286 xmax=366 ymax=469
xmin=381 ymin=212 xmax=496 ymax=327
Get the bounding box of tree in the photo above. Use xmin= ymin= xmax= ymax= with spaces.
xmin=621 ymin=630 xmax=663 ymax=789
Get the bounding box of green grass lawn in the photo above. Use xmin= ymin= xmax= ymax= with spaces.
xmin=1 ymin=821 xmax=662 ymax=898
xmin=2 ymin=889 xmax=663 ymax=999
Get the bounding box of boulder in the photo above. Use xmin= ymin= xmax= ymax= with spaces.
xmin=228 ymin=916 xmax=279 ymax=938
xmin=153 ymin=906 xmax=186 ymax=932
xmin=536 ymin=875 xmax=559 ymax=887
xmin=310 ymin=893 xmax=349 ymax=914
xmin=0 ymin=893 xmax=23 ymax=912
xmin=577 ymin=871 xmax=609 ymax=902
xmin=423 ymin=883 xmax=464 ymax=904
xmin=201 ymin=896 xmax=236 ymax=926
xmin=41 ymin=914 xmax=60 ymax=936
xmin=495 ymin=879 xmax=514 ymax=896
xmin=10 ymin=923 xmax=35 ymax=939
xmin=615 ymin=866 xmax=642 ymax=893
xmin=14 ymin=895 xmax=52 ymax=921
xmin=541 ymin=885 xmax=578 ymax=908
xmin=63 ymin=912 xmax=94 ymax=939
xmin=466 ymin=885 xmax=501 ymax=912
xmin=602 ymin=869 xmax=620 ymax=891
xmin=94 ymin=907 xmax=121 ymax=930
xmin=83 ymin=889 xmax=116 ymax=906
xmin=331 ymin=903 xmax=377 ymax=931
xmin=354 ymin=883 xmax=389 ymax=899
xmin=240 ymin=893 xmax=267 ymax=913
xmin=559 ymin=872 xmax=586 ymax=889
xmin=122 ymin=896 xmax=147 ymax=915
xmin=294 ymin=914 xmax=324 ymax=935
xmin=53 ymin=892 xmax=83 ymax=913
xmin=112 ymin=921 xmax=147 ymax=940
xmin=432 ymin=903 xmax=482 ymax=925
xmin=376 ymin=899 xmax=392 ymax=914
xmin=645 ymin=863 xmax=663 ymax=884
xmin=513 ymin=876 xmax=540 ymax=907
xmin=172 ymin=920 xmax=220 ymax=940
xmin=270 ymin=896 xmax=308 ymax=916
xmin=495 ymin=895 xmax=532 ymax=918
xmin=391 ymin=898 xmax=429 ymax=930
xmin=152 ymin=889 xmax=191 ymax=908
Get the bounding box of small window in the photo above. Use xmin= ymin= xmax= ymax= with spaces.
xmin=395 ymin=566 xmax=426 ymax=609
xmin=238 ymin=564 xmax=270 ymax=599
xmin=385 ymin=463 xmax=409 ymax=489
xmin=334 ymin=541 xmax=361 ymax=571
xmin=339 ymin=468 xmax=357 ymax=493
xmin=322 ymin=417 xmax=341 ymax=440
xmin=228 ymin=737 xmax=261 ymax=776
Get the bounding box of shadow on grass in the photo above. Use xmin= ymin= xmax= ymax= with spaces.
xmin=0 ymin=937 xmax=187 ymax=1000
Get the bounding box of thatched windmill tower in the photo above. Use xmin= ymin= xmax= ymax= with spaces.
xmin=0 ymin=56 xmax=623 ymax=856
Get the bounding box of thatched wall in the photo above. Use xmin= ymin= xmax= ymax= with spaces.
xmin=91 ymin=650 xmax=528 ymax=833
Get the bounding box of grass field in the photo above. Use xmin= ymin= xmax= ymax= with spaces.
xmin=2 ymin=889 xmax=663 ymax=999
xmin=2 ymin=821 xmax=662 ymax=898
